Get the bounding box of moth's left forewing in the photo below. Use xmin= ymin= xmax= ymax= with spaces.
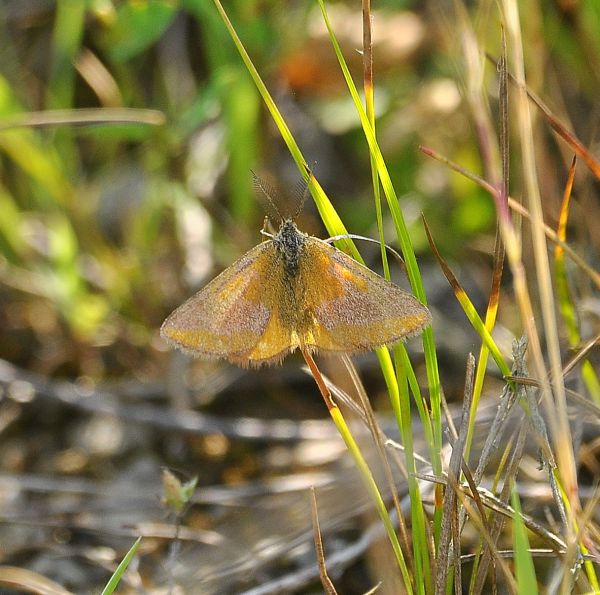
xmin=300 ymin=238 xmax=431 ymax=353
xmin=161 ymin=239 xmax=303 ymax=367
xmin=161 ymin=242 xmax=277 ymax=360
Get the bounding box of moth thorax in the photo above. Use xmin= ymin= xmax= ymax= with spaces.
xmin=276 ymin=220 xmax=305 ymax=276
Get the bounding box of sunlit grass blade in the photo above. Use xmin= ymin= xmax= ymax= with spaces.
xmin=100 ymin=537 xmax=142 ymax=595
xmin=303 ymin=350 xmax=414 ymax=590
xmin=423 ymin=217 xmax=511 ymax=379
xmin=316 ymin=2 xmax=441 ymax=582
xmin=502 ymin=11 xmax=588 ymax=587
xmin=393 ymin=346 xmax=431 ymax=595
xmin=357 ymin=1 xmax=406 ymax=467
xmin=466 ymin=227 xmax=505 ymax=459
xmin=211 ymin=0 xmax=358 ymax=258
xmin=393 ymin=344 xmax=435 ymax=450
xmin=316 ymin=1 xmax=423 ymax=302
xmin=505 ymin=1 xmax=579 ymax=536
xmin=316 ymin=0 xmax=442 ymax=551
xmin=554 ymin=156 xmax=579 ymax=347
xmin=329 ymin=406 xmax=414 ymax=593
xmin=360 ymin=1 xmax=432 ymax=582
xmin=463 ymin=28 xmax=509 ymax=462
xmin=554 ymin=156 xmax=600 ymax=404
xmin=340 ymin=355 xmax=414 ymax=567
xmin=361 ymin=0 xmax=390 ymax=283
xmin=210 ymin=1 xmax=431 ymax=580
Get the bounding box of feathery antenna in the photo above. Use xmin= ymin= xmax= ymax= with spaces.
xmin=251 ymin=170 xmax=283 ymax=223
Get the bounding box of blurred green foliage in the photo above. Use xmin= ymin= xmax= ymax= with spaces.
xmin=0 ymin=0 xmax=598 ymax=378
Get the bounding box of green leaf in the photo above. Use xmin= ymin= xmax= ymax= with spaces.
xmin=109 ymin=0 xmax=179 ymax=62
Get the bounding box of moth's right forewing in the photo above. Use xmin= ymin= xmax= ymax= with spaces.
xmin=299 ymin=239 xmax=431 ymax=352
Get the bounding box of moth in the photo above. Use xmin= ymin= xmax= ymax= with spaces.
xmin=161 ymin=218 xmax=431 ymax=367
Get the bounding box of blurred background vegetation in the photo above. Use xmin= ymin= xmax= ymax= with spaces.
xmin=0 ymin=0 xmax=599 ymax=592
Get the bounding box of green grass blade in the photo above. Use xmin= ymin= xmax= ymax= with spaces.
xmin=100 ymin=537 xmax=142 ymax=595
xmin=47 ymin=0 xmax=86 ymax=109
xmin=211 ymin=0 xmax=360 ymax=258
xmin=330 ymin=406 xmax=414 ymax=594
xmin=510 ymin=488 xmax=538 ymax=595
xmin=424 ymin=218 xmax=511 ymax=379
xmin=316 ymin=1 xmax=443 ymax=549
xmin=554 ymin=157 xmax=600 ymax=404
